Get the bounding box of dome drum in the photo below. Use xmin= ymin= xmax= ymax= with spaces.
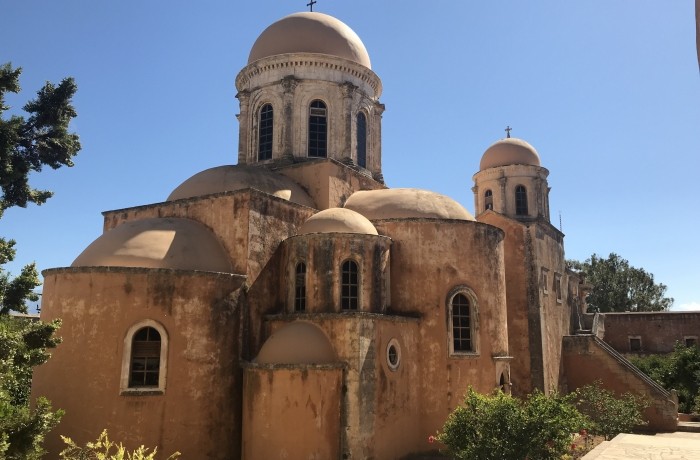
xmin=472 ymin=165 xmax=551 ymax=220
xmin=281 ymin=233 xmax=391 ymax=314
xmin=236 ymin=65 xmax=383 ymax=175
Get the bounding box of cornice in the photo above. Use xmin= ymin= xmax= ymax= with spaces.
xmin=236 ymin=53 xmax=382 ymax=97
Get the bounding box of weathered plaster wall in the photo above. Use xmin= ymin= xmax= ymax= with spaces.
xmin=276 ymin=159 xmax=385 ymax=210
xmin=263 ymin=314 xmax=421 ymax=459
xmin=280 ymin=233 xmax=391 ymax=313
xmin=599 ymin=312 xmax=700 ymax=354
xmin=33 ymin=268 xmax=244 ymax=460
xmin=101 ymin=189 xmax=314 ymax=283
xmin=478 ymin=212 xmax=533 ymax=396
xmin=374 ymin=219 xmax=509 ymax=436
xmin=563 ymin=335 xmax=678 ymax=432
xmin=241 ymin=365 xmax=343 ymax=460
xmin=531 ymin=222 xmax=570 ymax=394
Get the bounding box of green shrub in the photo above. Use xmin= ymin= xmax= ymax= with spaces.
xmin=631 ymin=342 xmax=700 ymax=413
xmin=59 ymin=430 xmax=180 ymax=460
xmin=436 ymin=388 xmax=588 ymax=460
xmin=571 ymin=382 xmax=647 ymax=440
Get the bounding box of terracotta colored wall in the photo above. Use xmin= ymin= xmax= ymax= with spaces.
xmin=600 ymin=312 xmax=700 ymax=354
xmin=276 ymin=159 xmax=385 ymax=210
xmin=33 ymin=268 xmax=244 ymax=459
xmin=280 ymin=233 xmax=391 ymax=314
xmin=478 ymin=213 xmax=533 ymax=396
xmin=241 ymin=365 xmax=343 ymax=460
xmin=531 ymin=223 xmax=570 ymax=394
xmin=563 ymin=335 xmax=677 ymax=431
xmin=264 ymin=315 xmax=422 ymax=459
xmin=101 ymin=189 xmax=314 ymax=283
xmin=374 ymin=219 xmax=509 ymax=438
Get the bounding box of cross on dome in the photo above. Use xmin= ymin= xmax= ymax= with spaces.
xmin=307 ymin=0 xmax=317 ymax=12
xmin=505 ymin=126 xmax=512 ymax=138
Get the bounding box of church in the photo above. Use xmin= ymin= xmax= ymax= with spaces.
xmin=32 ymin=11 xmax=678 ymax=459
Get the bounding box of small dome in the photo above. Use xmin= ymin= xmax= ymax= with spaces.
xmin=167 ymin=165 xmax=315 ymax=208
xmin=256 ymin=321 xmax=336 ymax=365
xmin=480 ymin=137 xmax=541 ymax=170
xmin=72 ymin=218 xmax=233 ymax=272
xmin=344 ymin=188 xmax=475 ymax=221
xmin=298 ymin=207 xmax=378 ymax=235
xmin=248 ymin=12 xmax=371 ymax=69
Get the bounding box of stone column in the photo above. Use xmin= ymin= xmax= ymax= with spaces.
xmin=281 ymin=76 xmax=298 ymax=161
xmin=498 ymin=177 xmax=507 ymax=214
xmin=236 ymin=90 xmax=250 ymax=164
xmin=371 ymin=102 xmax=385 ymax=181
xmin=471 ymin=185 xmax=479 ymax=216
xmin=534 ymin=176 xmax=543 ymax=218
xmin=341 ymin=82 xmax=357 ymax=162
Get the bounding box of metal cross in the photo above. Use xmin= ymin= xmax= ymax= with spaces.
xmin=307 ymin=0 xmax=317 ymax=11
xmin=505 ymin=126 xmax=512 ymax=138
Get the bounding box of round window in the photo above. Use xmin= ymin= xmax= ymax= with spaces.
xmin=386 ymin=338 xmax=401 ymax=371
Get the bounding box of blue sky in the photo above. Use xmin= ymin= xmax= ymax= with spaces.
xmin=2 ymin=1 xmax=699 ymax=311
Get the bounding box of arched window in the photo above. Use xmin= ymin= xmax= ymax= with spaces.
xmin=308 ymin=100 xmax=327 ymax=158
xmin=129 ymin=327 xmax=160 ymax=387
xmin=356 ymin=112 xmax=367 ymax=168
xmin=451 ymin=293 xmax=472 ymax=352
xmin=484 ymin=189 xmax=493 ymax=211
xmin=447 ymin=287 xmax=479 ymax=356
xmin=515 ymin=185 xmax=528 ymax=215
xmin=258 ymin=103 xmax=273 ymax=161
xmin=120 ymin=320 xmax=168 ymax=393
xmin=295 ymin=262 xmax=306 ymax=312
xmin=341 ymin=260 xmax=359 ymax=310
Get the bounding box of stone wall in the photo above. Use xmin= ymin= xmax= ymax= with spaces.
xmin=598 ymin=312 xmax=700 ymax=354
xmin=562 ymin=335 xmax=678 ymax=432
xmin=34 ymin=268 xmax=245 ymax=459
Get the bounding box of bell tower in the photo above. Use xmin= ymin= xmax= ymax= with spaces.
xmin=235 ymin=12 xmax=385 ymax=182
xmin=472 ymin=132 xmax=550 ymax=222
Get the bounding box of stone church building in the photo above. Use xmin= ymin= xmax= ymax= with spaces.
xmin=32 ymin=11 xmax=679 ymax=459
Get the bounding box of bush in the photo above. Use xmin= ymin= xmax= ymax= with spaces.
xmin=631 ymin=342 xmax=700 ymax=413
xmin=59 ymin=430 xmax=180 ymax=460
xmin=436 ymin=388 xmax=588 ymax=460
xmin=571 ymin=382 xmax=647 ymax=440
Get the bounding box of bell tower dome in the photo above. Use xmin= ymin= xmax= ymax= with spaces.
xmin=472 ymin=132 xmax=551 ymax=222
xmin=235 ymin=12 xmax=384 ymax=182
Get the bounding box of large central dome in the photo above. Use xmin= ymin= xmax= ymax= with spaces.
xmin=247 ymin=12 xmax=372 ymax=69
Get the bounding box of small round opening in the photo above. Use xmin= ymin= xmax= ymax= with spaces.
xmin=386 ymin=338 xmax=401 ymax=371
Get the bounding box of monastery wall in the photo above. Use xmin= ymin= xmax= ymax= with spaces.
xmin=276 ymin=159 xmax=385 ymax=209
xmin=374 ymin=219 xmax=509 ymax=437
xmin=262 ymin=314 xmax=422 ymax=459
xmin=563 ymin=335 xmax=678 ymax=432
xmin=101 ymin=189 xmax=314 ymax=282
xmin=599 ymin=312 xmax=700 ymax=354
xmin=34 ymin=268 xmax=244 ymax=459
xmin=478 ymin=212 xmax=533 ymax=396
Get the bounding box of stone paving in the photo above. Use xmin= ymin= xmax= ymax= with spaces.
xmin=583 ymin=431 xmax=700 ymax=459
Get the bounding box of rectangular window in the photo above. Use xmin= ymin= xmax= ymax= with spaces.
xmin=629 ymin=336 xmax=642 ymax=352
xmin=685 ymin=337 xmax=697 ymax=347
xmin=554 ymin=274 xmax=562 ymax=303
xmin=541 ymin=268 xmax=549 ymax=294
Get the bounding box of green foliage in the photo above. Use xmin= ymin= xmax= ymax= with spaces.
xmin=567 ymin=253 xmax=673 ymax=312
xmin=59 ymin=429 xmax=181 ymax=460
xmin=0 ymin=315 xmax=61 ymax=405
xmin=0 ymin=62 xmax=80 ymax=315
xmin=436 ymin=388 xmax=589 ymax=460
xmin=0 ymin=62 xmax=79 ymax=458
xmin=571 ymin=381 xmax=647 ymax=440
xmin=0 ymin=315 xmax=63 ymax=458
xmin=631 ymin=343 xmax=700 ymax=413
xmin=0 ymin=392 xmax=63 ymax=459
